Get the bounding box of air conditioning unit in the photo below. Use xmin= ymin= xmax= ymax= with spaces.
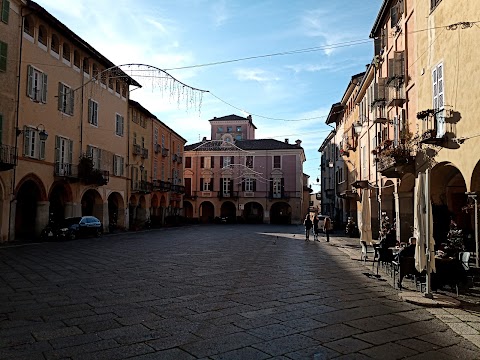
xmin=201 ymin=191 xmax=211 ymax=197
xmin=244 ymin=192 xmax=254 ymax=197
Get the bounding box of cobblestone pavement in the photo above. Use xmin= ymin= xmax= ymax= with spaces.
xmin=1 ymin=224 xmax=479 ymax=359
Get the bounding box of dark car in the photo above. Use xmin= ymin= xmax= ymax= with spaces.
xmin=59 ymin=216 xmax=103 ymax=240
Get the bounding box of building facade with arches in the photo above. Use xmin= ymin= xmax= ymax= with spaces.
xmin=184 ymin=114 xmax=309 ymax=225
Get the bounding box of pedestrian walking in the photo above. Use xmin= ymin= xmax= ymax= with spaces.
xmin=313 ymin=215 xmax=320 ymax=241
xmin=323 ymin=216 xmax=332 ymax=242
xmin=304 ymin=214 xmax=313 ymax=241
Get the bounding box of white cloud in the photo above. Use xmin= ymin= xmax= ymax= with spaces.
xmin=211 ymin=0 xmax=230 ymax=27
xmin=235 ymin=68 xmax=280 ymax=83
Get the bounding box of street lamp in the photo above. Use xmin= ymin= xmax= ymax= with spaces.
xmin=466 ymin=191 xmax=479 ymax=267
xmin=16 ymin=123 xmax=49 ymax=140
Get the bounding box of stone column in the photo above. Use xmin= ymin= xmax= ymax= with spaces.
xmin=64 ymin=202 xmax=75 ymax=218
xmin=36 ymin=201 xmax=50 ymax=236
xmin=102 ymin=202 xmax=109 ymax=233
xmin=9 ymin=199 xmax=16 ymax=242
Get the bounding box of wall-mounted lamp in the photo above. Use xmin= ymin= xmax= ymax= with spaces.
xmin=16 ymin=124 xmax=48 ymax=141
xmin=328 ymin=161 xmax=334 ymax=168
xmin=139 ymin=163 xmax=145 ymax=172
xmin=353 ymin=121 xmax=363 ymax=136
xmin=351 ymin=180 xmax=371 ymax=189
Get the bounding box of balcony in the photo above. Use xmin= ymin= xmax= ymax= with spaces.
xmin=371 ymin=78 xmax=387 ymax=107
xmin=269 ymin=192 xmax=291 ymax=201
xmin=161 ymin=147 xmax=169 ymax=157
xmin=54 ymin=162 xmax=79 ymax=181
xmin=141 ymin=148 xmax=148 ymax=159
xmin=152 ymin=179 xmax=171 ymax=192
xmin=387 ymin=85 xmax=406 ymax=107
xmin=78 ymin=155 xmax=109 ymax=186
xmin=387 ymin=51 xmax=405 ymax=87
xmin=132 ymin=180 xmax=152 ymax=193
xmin=419 ymin=129 xmax=445 ymax=146
xmin=171 ymin=184 xmax=185 ymax=194
xmin=0 ymin=144 xmax=17 ymax=171
xmin=184 ymin=191 xmax=197 ymax=200
xmin=218 ymin=191 xmax=239 ymax=200
xmin=133 ymin=144 xmax=141 ymax=155
xmin=376 ymin=145 xmax=415 ymax=178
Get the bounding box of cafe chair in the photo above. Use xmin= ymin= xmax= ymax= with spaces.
xmin=360 ymin=240 xmax=375 ymax=263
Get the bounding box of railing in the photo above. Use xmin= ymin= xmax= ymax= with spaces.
xmin=83 ymin=170 xmax=109 ymax=185
xmin=387 ymin=85 xmax=406 ymax=107
xmin=141 ymin=148 xmax=148 ymax=159
xmin=133 ymin=144 xmax=141 ymax=155
xmin=54 ymin=162 xmax=78 ymax=178
xmin=132 ymin=180 xmax=152 ymax=193
xmin=217 ymin=191 xmax=239 ymax=199
xmin=161 ymin=147 xmax=169 ymax=157
xmin=152 ymin=179 xmax=171 ymax=192
xmin=0 ymin=144 xmax=17 ymax=170
xmin=371 ymin=78 xmax=387 ymax=107
xmin=177 ymin=155 xmax=183 ymax=164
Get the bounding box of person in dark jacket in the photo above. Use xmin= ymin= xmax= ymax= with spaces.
xmin=304 ymin=214 xmax=313 ymax=241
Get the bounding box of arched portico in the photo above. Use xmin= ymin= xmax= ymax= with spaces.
xmin=220 ymin=201 xmax=236 ymax=223
xmin=243 ymin=202 xmax=264 ymax=224
xmin=48 ymin=181 xmax=74 ymax=223
xmin=270 ymin=202 xmax=291 ymax=224
xmin=14 ymin=174 xmax=48 ymax=240
xmin=81 ymin=189 xmax=104 ymax=224
xmin=199 ymin=201 xmax=214 ymax=223
xmin=430 ymin=162 xmax=468 ymax=245
xmin=108 ymin=192 xmax=125 ymax=232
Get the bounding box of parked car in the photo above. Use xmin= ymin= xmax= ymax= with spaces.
xmin=59 ymin=216 xmax=103 ymax=240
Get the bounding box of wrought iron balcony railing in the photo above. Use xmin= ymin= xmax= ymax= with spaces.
xmin=0 ymin=144 xmax=17 ymax=171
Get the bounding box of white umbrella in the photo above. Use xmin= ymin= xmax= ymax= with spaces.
xmin=415 ymin=173 xmax=427 ymax=272
xmin=360 ymin=189 xmax=373 ymax=244
xmin=426 ymin=170 xmax=436 ymax=273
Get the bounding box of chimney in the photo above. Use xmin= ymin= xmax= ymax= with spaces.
xmin=247 ymin=115 xmax=252 ymax=120
xmin=295 ymin=139 xmax=302 ymax=147
xmin=202 ymin=136 xmax=207 ymax=142
xmin=285 ymin=138 xmax=289 ymax=144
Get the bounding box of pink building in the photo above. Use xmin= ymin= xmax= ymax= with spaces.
xmin=183 ymin=114 xmax=308 ymax=224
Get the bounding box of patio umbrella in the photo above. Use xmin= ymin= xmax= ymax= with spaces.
xmin=415 ymin=173 xmax=427 ymax=272
xmin=360 ymin=189 xmax=373 ymax=244
xmin=426 ymin=170 xmax=436 ymax=274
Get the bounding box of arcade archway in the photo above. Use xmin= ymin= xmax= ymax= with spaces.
xmin=108 ymin=192 xmax=125 ymax=231
xmin=243 ymin=202 xmax=264 ymax=224
xmin=15 ymin=175 xmax=48 ymax=239
xmin=199 ymin=201 xmax=214 ymax=223
xmin=81 ymin=189 xmax=104 ymax=222
xmin=270 ymin=202 xmax=291 ymax=224
xmin=220 ymin=201 xmax=236 ymax=223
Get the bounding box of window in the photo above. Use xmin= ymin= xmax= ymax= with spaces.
xmin=272 ymin=178 xmax=282 ymax=198
xmin=51 ymin=34 xmax=59 ymax=53
xmin=38 ymin=25 xmax=47 ymax=46
xmin=161 ymin=162 xmax=165 ymax=181
xmin=161 ymin=134 xmax=165 ymax=147
xmin=58 ymin=83 xmax=74 ymax=115
xmin=113 ymin=155 xmax=124 ymax=176
xmin=0 ymin=41 xmax=7 ymax=72
xmin=92 ymin=63 xmax=99 ymax=80
xmin=222 ymin=178 xmax=231 ymax=195
xmin=227 ymin=126 xmax=232 ymax=132
xmin=273 ymin=155 xmax=281 ymax=168
xmin=27 ymin=65 xmax=48 ymax=103
xmin=244 ymin=178 xmax=256 ymax=192
xmin=115 ymin=114 xmax=124 ymax=136
xmin=121 ymin=83 xmax=127 ymax=98
xmin=432 ymin=62 xmax=445 ymax=137
xmin=246 ymin=156 xmax=253 ymax=168
xmin=141 ymin=136 xmax=145 ymax=148
xmin=100 ymin=69 xmax=106 ymax=86
xmin=217 ymin=126 xmax=223 ymax=132
xmin=185 ymin=156 xmax=191 ymax=168
xmin=54 ymin=136 xmax=73 ymax=174
xmin=115 ymin=80 xmax=120 ymax=94
xmin=82 ymin=58 xmax=90 ymax=75
xmin=431 ymin=0 xmax=442 ymax=11
xmin=235 ymin=135 xmax=242 ymax=140
xmin=23 ymin=18 xmax=33 ymax=37
xmin=1 ymin=0 xmax=10 ymax=24
xmin=87 ymin=145 xmax=101 ymax=170
xmin=23 ymin=127 xmax=46 ymax=159
xmin=153 ymin=161 xmax=157 ymax=180
xmin=201 ymin=156 xmax=211 ymax=169
xmin=62 ymin=43 xmax=70 ymax=62
xmin=88 ymin=99 xmax=98 ymax=126
xmin=202 ymin=178 xmax=211 ymax=191
xmin=108 ymin=76 xmax=114 ymax=90
xmin=223 ymin=156 xmax=231 ymax=168
xmin=236 ymin=126 xmax=242 ymax=132
xmin=133 ymin=132 xmax=137 ymax=145
xmin=154 ymin=128 xmax=158 ymax=145
xmin=73 ymin=50 xmax=80 ymax=68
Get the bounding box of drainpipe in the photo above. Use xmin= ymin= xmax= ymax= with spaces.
xmin=326 ymin=123 xmax=337 ymax=223
xmin=9 ymin=8 xmax=26 ymax=241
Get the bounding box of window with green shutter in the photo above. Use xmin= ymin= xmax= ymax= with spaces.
xmin=1 ymin=0 xmax=9 ymax=24
xmin=0 ymin=41 xmax=7 ymax=72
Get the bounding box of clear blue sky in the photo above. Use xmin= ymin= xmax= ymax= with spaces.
xmin=37 ymin=0 xmax=383 ymax=186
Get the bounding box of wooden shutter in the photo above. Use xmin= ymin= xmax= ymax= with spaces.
xmin=55 ymin=135 xmax=60 ymax=162
xmin=68 ymin=139 xmax=73 ymax=164
xmin=0 ymin=41 xmax=7 ymax=71
xmin=269 ymin=178 xmax=273 ymax=197
xmin=68 ymin=88 xmax=74 ymax=115
xmin=211 ymin=156 xmax=214 ymax=168
xmin=281 ymin=178 xmax=285 ymax=197
xmin=23 ymin=127 xmax=30 ymax=156
xmin=39 ymin=138 xmax=45 ymax=160
xmin=229 ymin=180 xmax=233 ymax=194
xmin=113 ymin=155 xmax=117 ymax=175
xmin=58 ymin=83 xmax=63 ymax=111
xmin=200 ymin=156 xmax=204 ymax=168
xmin=220 ymin=156 xmax=224 ymax=168
xmin=41 ymin=73 xmax=48 ymax=103
xmin=27 ymin=65 xmax=33 ymax=98
xmin=230 ymin=156 xmax=234 ymax=165
xmin=253 ymin=179 xmax=257 ymax=192
xmin=1 ymin=0 xmax=10 ymax=24
xmin=242 ymin=179 xmax=245 ymax=191
xmin=200 ymin=177 xmax=204 ymax=191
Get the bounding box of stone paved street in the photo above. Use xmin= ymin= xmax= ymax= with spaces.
xmin=1 ymin=224 xmax=480 ymax=359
